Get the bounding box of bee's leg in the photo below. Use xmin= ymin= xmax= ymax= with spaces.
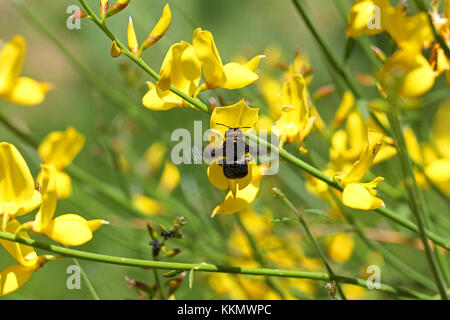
xmin=246 ymin=143 xmax=260 ymax=158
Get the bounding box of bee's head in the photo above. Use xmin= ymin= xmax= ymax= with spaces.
xmin=216 ymin=123 xmax=250 ymax=139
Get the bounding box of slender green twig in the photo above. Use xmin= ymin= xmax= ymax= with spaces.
xmin=273 ymin=188 xmax=347 ymax=300
xmin=330 ymin=193 xmax=437 ymax=292
xmin=387 ymin=100 xmax=448 ymax=299
xmin=0 ymin=230 xmax=433 ymax=300
xmin=70 ymin=257 xmax=100 ymax=300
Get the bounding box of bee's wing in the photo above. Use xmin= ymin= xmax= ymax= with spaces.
xmin=192 ymin=145 xmax=204 ymax=163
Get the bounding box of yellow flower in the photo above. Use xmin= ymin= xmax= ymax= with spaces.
xmin=337 ymin=130 xmax=385 ymax=210
xmin=37 ymin=127 xmax=85 ymax=199
xmin=206 ymin=100 xmax=264 ymax=215
xmin=159 ymin=161 xmax=180 ymax=194
xmin=142 ymin=41 xmax=201 ymax=110
xmin=27 ymin=165 xmax=105 ymax=246
xmin=327 ymin=233 xmax=355 ymax=263
xmin=192 ymin=28 xmax=260 ymax=90
xmin=0 ymin=142 xmax=41 ymax=220
xmin=271 ymin=75 xmax=314 ymax=152
xmin=0 ymin=219 xmax=47 ymax=296
xmin=379 ymin=49 xmax=435 ymax=99
xmin=0 ymin=35 xmax=50 ymax=106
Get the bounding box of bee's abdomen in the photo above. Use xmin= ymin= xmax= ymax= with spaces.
xmin=223 ymin=163 xmax=248 ymax=179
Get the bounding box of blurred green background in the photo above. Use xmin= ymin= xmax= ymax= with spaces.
xmin=0 ymin=0 xmax=448 ymax=300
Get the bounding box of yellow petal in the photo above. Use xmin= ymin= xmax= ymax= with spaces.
xmin=210 ymin=99 xmax=259 ymax=138
xmin=4 ymin=77 xmax=51 ymax=106
xmin=332 ymin=91 xmax=355 ymax=127
xmin=38 ymin=127 xmax=85 ymax=170
xmin=222 ymin=62 xmax=258 ymax=90
xmin=0 ymin=142 xmax=41 ymax=217
xmin=341 ymin=130 xmax=383 ymax=184
xmin=43 ymin=214 xmax=93 ymax=246
xmin=142 ymin=83 xmax=176 ymax=110
xmin=0 ymin=264 xmax=35 ymax=296
xmin=342 ymin=183 xmax=373 ymax=210
xmin=54 ymin=169 xmax=72 ymax=199
xmin=425 ymin=159 xmax=450 ymax=183
xmin=193 ymin=28 xmax=227 ymax=89
xmin=0 ymin=219 xmax=38 ymax=267
xmin=141 ymin=4 xmax=172 ymax=50
xmin=132 ymin=194 xmax=163 ymax=216
xmin=379 ymin=49 xmax=435 ymax=98
xmin=159 ymin=162 xmax=180 ymax=194
xmin=0 ymin=35 xmax=25 ymax=95
xmin=431 ymin=101 xmax=450 ymax=159
xmin=342 ymin=183 xmax=383 ymax=210
xmin=404 ymin=127 xmax=423 ymax=165
xmin=212 ymin=166 xmax=263 ymax=216
xmin=34 ymin=165 xmax=58 ymax=232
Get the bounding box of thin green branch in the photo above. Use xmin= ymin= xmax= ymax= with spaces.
xmin=273 ymin=188 xmax=347 ymax=300
xmin=0 ymin=230 xmax=434 ymax=300
xmin=387 ymin=101 xmax=448 ymax=299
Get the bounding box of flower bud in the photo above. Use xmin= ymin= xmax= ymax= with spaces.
xmin=371 ymin=45 xmax=386 ymax=63
xmin=127 ymin=17 xmax=139 ymax=56
xmin=110 ymin=40 xmax=122 ymax=58
xmin=99 ymin=0 xmax=108 ymax=18
xmin=105 ymin=0 xmax=130 ymax=19
xmin=140 ymin=4 xmax=171 ymax=51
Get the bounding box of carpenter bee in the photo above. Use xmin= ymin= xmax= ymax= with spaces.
xmin=207 ymin=123 xmax=257 ymax=180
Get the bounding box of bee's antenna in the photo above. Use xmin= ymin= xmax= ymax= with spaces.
xmin=216 ymin=123 xmax=230 ymax=128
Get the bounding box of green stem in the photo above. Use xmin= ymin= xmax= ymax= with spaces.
xmin=331 ymin=193 xmax=437 ymax=292
xmin=387 ymin=102 xmax=448 ymax=299
xmin=274 ymin=188 xmax=347 ymax=300
xmin=70 ymin=257 xmax=100 ymax=300
xmin=0 ymin=230 xmax=433 ymax=300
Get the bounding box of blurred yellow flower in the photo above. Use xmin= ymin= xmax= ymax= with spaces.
xmin=159 ymin=161 xmax=180 ymax=194
xmin=143 ymin=41 xmax=201 ymax=110
xmin=405 ymin=101 xmax=450 ymax=195
xmin=379 ymin=49 xmax=435 ymax=99
xmin=0 ymin=142 xmax=41 ymax=220
xmin=337 ymin=130 xmax=385 ymax=210
xmin=0 ymin=35 xmax=51 ymax=106
xmin=27 ymin=165 xmax=106 ymax=246
xmin=132 ymin=194 xmax=164 ymax=216
xmin=0 ymin=219 xmax=47 ymax=296
xmin=327 ymin=233 xmax=355 ymax=263
xmin=271 ymin=75 xmax=314 ymax=152
xmin=37 ymin=127 xmax=85 ymax=199
xmin=145 ymin=141 xmax=167 ymax=173
xmin=193 ymin=28 xmax=260 ymax=90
